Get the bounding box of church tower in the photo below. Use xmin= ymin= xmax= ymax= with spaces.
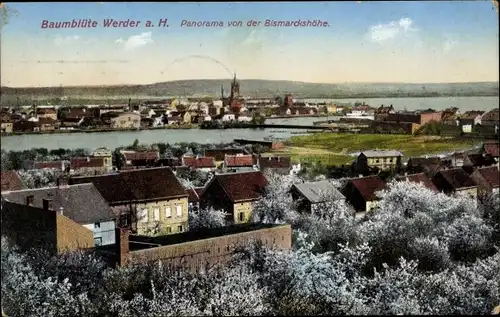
xmin=230 ymin=72 xmax=240 ymax=102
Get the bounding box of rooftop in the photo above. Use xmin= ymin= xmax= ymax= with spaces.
xmin=292 ymin=180 xmax=345 ymax=203
xmin=361 ymin=150 xmax=404 ymax=158
xmin=2 ymin=183 xmax=114 ymax=224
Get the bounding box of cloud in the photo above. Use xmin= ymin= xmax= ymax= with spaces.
xmin=115 ymin=32 xmax=153 ymax=50
xmin=368 ymin=17 xmax=417 ymax=42
xmin=443 ymin=39 xmax=458 ymax=52
xmin=53 ymin=35 xmax=80 ymax=46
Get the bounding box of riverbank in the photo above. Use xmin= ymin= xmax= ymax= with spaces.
xmin=0 ymin=124 xmax=200 ymax=136
xmin=273 ymin=133 xmax=485 ymax=166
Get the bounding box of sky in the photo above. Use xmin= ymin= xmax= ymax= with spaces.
xmin=1 ymin=1 xmax=499 ymax=87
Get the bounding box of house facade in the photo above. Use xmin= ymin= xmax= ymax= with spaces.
xmin=200 ymin=171 xmax=268 ymax=224
xmin=108 ymin=112 xmax=141 ymax=129
xmin=470 ymin=166 xmax=500 ymax=197
xmin=432 ymin=168 xmax=479 ymax=199
xmin=69 ymin=167 xmax=189 ymax=236
xmin=355 ymin=150 xmax=403 ymax=172
xmin=341 ymin=175 xmax=387 ymax=213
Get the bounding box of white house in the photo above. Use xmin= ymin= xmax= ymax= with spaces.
xmin=222 ymin=113 xmax=236 ymax=122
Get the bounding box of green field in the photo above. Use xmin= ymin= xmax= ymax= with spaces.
xmin=273 ymin=133 xmax=482 ymax=166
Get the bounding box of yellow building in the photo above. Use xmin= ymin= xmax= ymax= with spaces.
xmin=355 ymin=150 xmax=404 ymax=173
xmin=1 ymin=120 xmax=13 ymax=133
xmin=92 ymin=147 xmax=114 ymax=172
xmin=136 ymin=196 xmax=189 ymax=235
xmin=102 ymin=112 xmax=141 ymax=129
xmin=69 ymin=167 xmax=189 ymax=236
xmin=199 ymin=171 xmax=268 ymax=224
xmin=326 ymin=104 xmax=338 ymax=114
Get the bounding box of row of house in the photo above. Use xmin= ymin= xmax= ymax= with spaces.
xmin=1 ymin=167 xmax=291 ymax=269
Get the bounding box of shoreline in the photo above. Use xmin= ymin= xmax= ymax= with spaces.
xmin=0 ymin=125 xmax=199 ymax=137
xmin=0 ymin=115 xmax=333 ymax=137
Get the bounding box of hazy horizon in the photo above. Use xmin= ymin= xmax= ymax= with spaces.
xmin=1 ymin=2 xmax=499 ymax=87
xmin=2 ymin=78 xmax=499 ymax=89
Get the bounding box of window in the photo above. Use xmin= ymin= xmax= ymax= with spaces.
xmin=176 ymin=205 xmax=182 ymax=217
xmin=94 ymin=222 xmax=101 ymax=229
xmin=166 ymin=226 xmax=171 ymax=234
xmin=239 ymin=212 xmax=245 ymax=222
xmin=94 ymin=237 xmax=102 ymax=246
xmin=375 ymin=159 xmax=380 ymax=163
xmin=165 ymin=207 xmax=171 ymax=218
xmin=153 ymin=208 xmax=160 ymax=221
xmin=140 ymin=208 xmax=148 ymax=222
xmin=177 ymin=225 xmax=183 ymax=232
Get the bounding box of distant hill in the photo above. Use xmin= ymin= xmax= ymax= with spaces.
xmin=1 ymin=79 xmax=498 ymax=102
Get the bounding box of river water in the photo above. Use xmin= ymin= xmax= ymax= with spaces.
xmin=1 ymin=96 xmax=498 ymax=151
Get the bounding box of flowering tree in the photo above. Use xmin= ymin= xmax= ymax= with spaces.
xmin=188 ymin=207 xmax=227 ymax=231
xmin=18 ymin=168 xmax=63 ymax=189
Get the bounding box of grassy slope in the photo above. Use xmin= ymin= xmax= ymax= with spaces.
xmin=276 ymin=133 xmax=480 ymax=165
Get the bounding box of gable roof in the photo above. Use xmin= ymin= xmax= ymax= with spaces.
xmin=397 ymin=173 xmax=438 ymax=192
xmin=347 ymin=175 xmax=387 ymax=201
xmin=361 ymin=150 xmax=403 ymax=158
xmin=475 ymin=166 xmax=500 ymax=188
xmin=435 ymin=168 xmax=477 ymax=190
xmin=1 ymin=170 xmax=26 ymax=192
xmin=2 ymin=183 xmax=114 ymax=224
xmin=213 ymin=171 xmax=268 ymax=203
xmin=292 ymin=180 xmax=345 ymax=203
xmin=224 ymin=154 xmax=254 ymax=167
xmin=69 ymin=167 xmax=187 ymax=204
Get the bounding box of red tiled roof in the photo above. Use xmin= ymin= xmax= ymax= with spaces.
xmin=224 ymin=154 xmax=254 ymax=167
xmin=483 ymin=142 xmax=499 ymax=157
xmin=349 ymin=175 xmax=387 ymax=201
xmin=213 ymin=171 xmax=268 ymax=202
xmin=34 ymin=161 xmax=65 ymax=170
xmin=397 ymin=173 xmax=438 ymax=192
xmin=122 ymin=151 xmax=159 ymax=161
xmin=436 ymin=168 xmax=477 ymax=190
xmin=182 ymin=156 xmax=216 ymax=168
xmin=1 ymin=170 xmax=26 ymax=192
xmin=70 ymin=157 xmax=105 ymax=169
xmin=476 ymin=166 xmax=500 ymax=188
xmin=186 ymin=187 xmax=204 ymax=203
xmin=481 ymin=109 xmax=499 ymax=121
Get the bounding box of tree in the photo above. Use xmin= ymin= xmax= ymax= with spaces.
xmin=188 ymin=208 xmax=227 ymax=231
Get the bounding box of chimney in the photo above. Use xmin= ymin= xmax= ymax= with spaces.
xmin=42 ymin=198 xmax=52 ymax=211
xmin=57 ymin=177 xmax=69 ymax=189
xmin=115 ymin=228 xmax=130 ymax=267
xmin=26 ymin=195 xmax=34 ymax=206
xmin=59 ymin=207 xmax=64 ymax=215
